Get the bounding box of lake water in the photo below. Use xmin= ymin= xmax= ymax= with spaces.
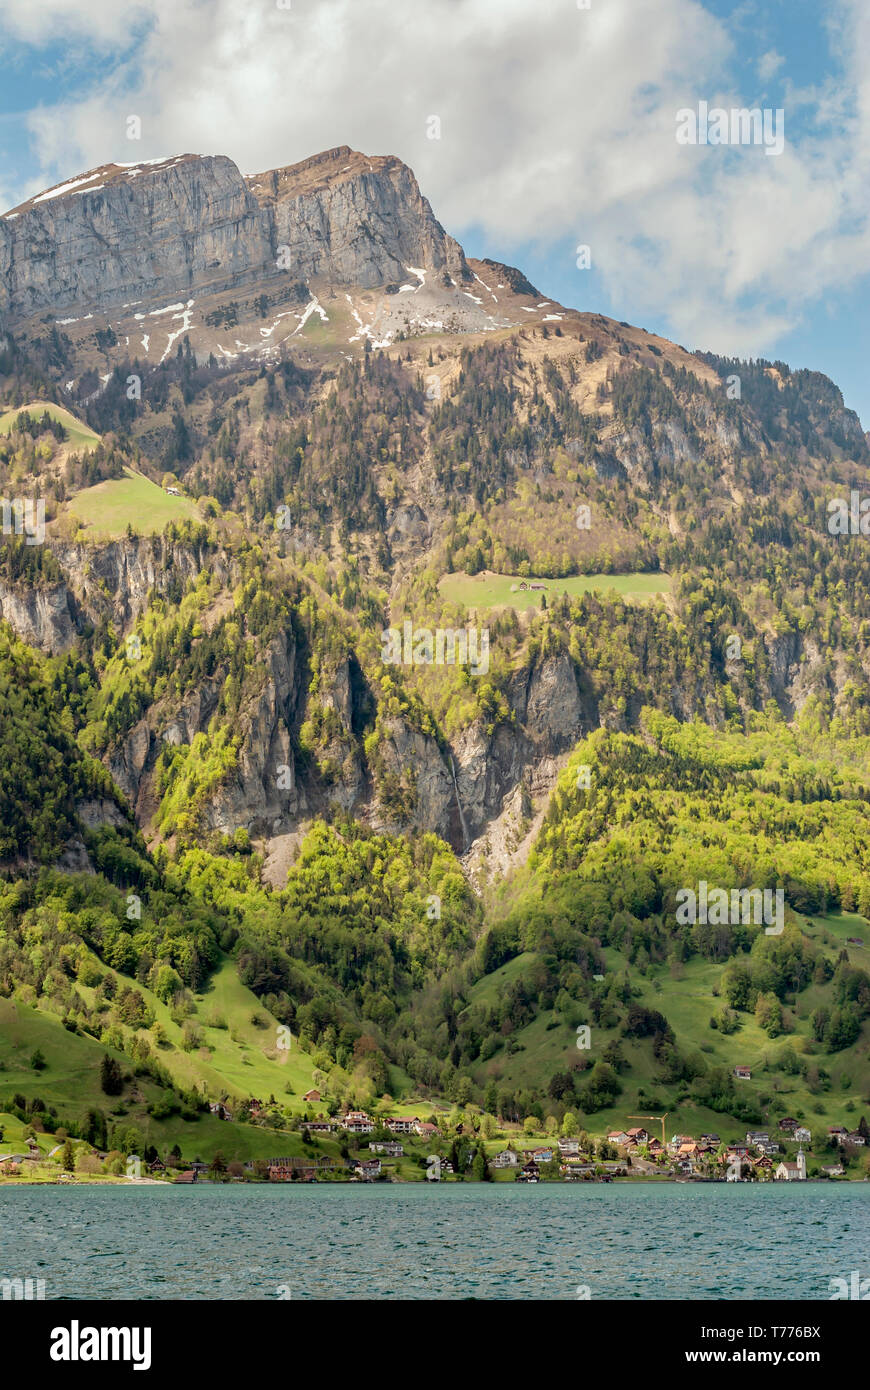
xmin=1 ymin=1184 xmax=868 ymax=1300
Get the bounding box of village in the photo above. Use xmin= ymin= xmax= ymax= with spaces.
xmin=172 ymin=1095 xmax=869 ymax=1184
xmin=3 ymin=1081 xmax=867 ymax=1185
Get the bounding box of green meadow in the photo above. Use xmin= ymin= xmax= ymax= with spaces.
xmin=439 ymin=570 xmax=673 ymax=612
xmin=67 ymin=467 xmax=199 ymax=538
xmin=0 ymin=400 xmax=100 ymax=452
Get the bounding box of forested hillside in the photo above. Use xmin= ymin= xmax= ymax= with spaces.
xmin=2 ymin=157 xmax=869 ymax=1166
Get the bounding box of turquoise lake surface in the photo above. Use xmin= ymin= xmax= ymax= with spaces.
xmin=1 ymin=1183 xmax=868 ymax=1299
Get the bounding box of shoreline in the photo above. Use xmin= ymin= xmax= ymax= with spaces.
xmin=1 ymin=1174 xmax=866 ymax=1188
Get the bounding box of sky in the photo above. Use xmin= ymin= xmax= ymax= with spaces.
xmin=1 ymin=0 xmax=869 ymax=425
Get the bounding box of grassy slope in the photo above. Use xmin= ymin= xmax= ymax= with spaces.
xmin=0 ymin=400 xmax=100 ymax=452
xmin=465 ymin=911 xmax=870 ymax=1150
xmin=439 ymin=570 xmax=672 ymax=612
xmin=66 ymin=467 xmax=199 ymax=538
xmin=0 ymin=951 xmax=329 ymax=1163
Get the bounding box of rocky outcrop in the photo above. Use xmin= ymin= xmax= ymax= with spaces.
xmin=372 ymin=717 xmax=455 ymax=837
xmin=368 ymin=653 xmax=592 ymax=848
xmin=509 ymin=652 xmax=588 ymax=744
xmin=451 ymin=721 xmax=525 ymax=842
xmin=109 ymin=721 xmax=154 ymax=807
xmin=249 ymin=147 xmax=468 ymax=290
xmin=205 ymin=635 xmax=305 ymax=834
xmin=0 ymin=532 xmax=208 ymax=656
xmin=0 ymin=580 xmax=78 ymax=653
xmin=323 ymin=656 xmax=354 ymax=729
xmin=76 ymin=798 xmax=129 ymax=831
xmin=55 ymin=835 xmax=94 ymax=874
xmin=762 ymin=628 xmax=802 ymax=708
xmin=0 ymin=155 xmax=273 ymax=320
xmin=0 ymin=146 xmax=468 ymax=325
xmin=442 ymin=654 xmax=593 ymax=845
xmin=0 ymin=540 xmax=614 ymax=863
xmin=51 ymin=535 xmax=232 ymax=630
xmin=109 ymin=631 xmax=306 ymax=836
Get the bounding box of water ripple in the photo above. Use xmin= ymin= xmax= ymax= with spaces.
xmin=0 ymin=1184 xmax=867 ymax=1300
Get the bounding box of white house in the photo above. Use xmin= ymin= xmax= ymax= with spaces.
xmin=385 ymin=1117 xmax=417 ymax=1134
xmin=342 ymin=1111 xmax=374 ymax=1134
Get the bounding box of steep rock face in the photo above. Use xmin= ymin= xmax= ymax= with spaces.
xmin=372 ymin=716 xmax=455 ymax=837
xmin=451 ymin=720 xmax=526 ymax=846
xmin=510 ymin=653 xmax=588 ymax=744
xmin=110 ymin=633 xmax=305 ymax=835
xmin=0 ymin=146 xmax=468 ymax=325
xmin=0 ymin=155 xmax=273 ymax=320
xmin=107 ymin=672 xmax=227 ymax=818
xmin=109 ymin=638 xmax=599 ymax=852
xmin=762 ymin=629 xmax=803 ymax=708
xmin=0 ymin=580 xmax=78 ymax=654
xmin=322 ymin=655 xmax=354 ymax=729
xmin=205 ymin=635 xmax=305 ymax=834
xmin=248 ymin=147 xmax=468 ymax=289
xmin=315 ymin=657 xmax=368 ymax=812
xmin=76 ymin=797 xmax=129 ymax=831
xmin=51 ymin=536 xmax=233 ymax=630
xmin=367 ymin=654 xmax=592 ymax=849
xmin=446 ymin=655 xmax=592 ymax=845
xmin=0 ymin=536 xmax=226 ymax=655
xmin=109 ymin=720 xmax=154 ymax=808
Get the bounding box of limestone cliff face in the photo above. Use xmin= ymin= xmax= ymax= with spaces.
xmin=0 ymin=524 xmax=845 ymax=863
xmin=203 ymin=634 xmax=306 ymax=834
xmin=0 ymin=146 xmax=468 ymax=324
xmin=0 ymin=535 xmax=232 ymax=656
xmin=0 ymin=155 xmax=272 ymax=320
xmin=369 ymin=653 xmax=594 ymax=850
xmin=53 ymin=535 xmax=233 ymax=628
xmin=0 ymin=580 xmax=78 ymax=654
xmin=110 ymin=632 xmax=305 ymax=835
xmin=248 ymin=147 xmax=468 ymax=289
xmin=0 ymin=529 xmax=610 ymax=852
xmin=101 ymin=621 xmax=597 ymax=857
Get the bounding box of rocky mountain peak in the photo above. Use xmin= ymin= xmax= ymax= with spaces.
xmin=246 ymin=144 xmax=407 ymax=200
xmin=0 ymin=146 xmax=469 ymax=333
xmin=0 ymin=146 xmax=548 ymax=383
xmin=2 ymin=153 xmax=203 ymax=218
xmin=246 ymin=143 xmax=469 ymax=290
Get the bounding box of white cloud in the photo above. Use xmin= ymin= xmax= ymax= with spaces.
xmin=758 ymin=50 xmax=784 ymax=82
xmin=0 ymin=0 xmax=155 ymax=46
xmin=2 ymin=0 xmax=870 ymax=359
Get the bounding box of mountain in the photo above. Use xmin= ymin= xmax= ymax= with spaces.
xmin=0 ymin=146 xmax=468 ymax=308
xmin=1 ymin=147 xmax=869 ymax=1171
xmin=0 ymin=146 xmax=540 ymax=382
